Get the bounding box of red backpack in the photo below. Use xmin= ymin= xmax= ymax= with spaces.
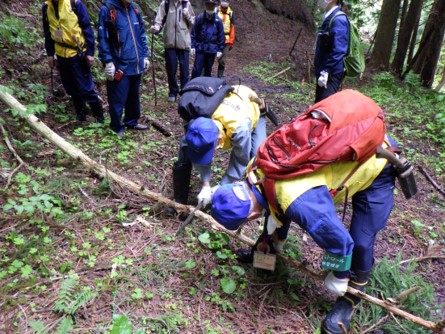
xmin=254 ymin=89 xmax=386 ymax=180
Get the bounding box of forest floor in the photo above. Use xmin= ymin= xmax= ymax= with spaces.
xmin=0 ymin=1 xmax=444 ymax=333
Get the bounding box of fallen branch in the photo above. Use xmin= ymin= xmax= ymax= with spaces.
xmin=347 ymin=286 xmax=445 ymax=333
xmin=1 ymin=85 xmax=443 ymax=332
xmin=289 ymin=28 xmax=303 ymax=56
xmin=0 ymin=122 xmax=26 ymax=189
xmin=418 ymin=164 xmax=445 ymax=197
xmin=269 ymin=66 xmax=291 ymax=80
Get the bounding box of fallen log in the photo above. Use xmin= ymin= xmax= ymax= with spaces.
xmin=1 ymin=85 xmax=443 ymax=333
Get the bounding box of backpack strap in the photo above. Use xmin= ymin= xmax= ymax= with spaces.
xmin=328 ymin=10 xmax=346 ymax=29
xmin=70 ymin=0 xmax=78 ymax=16
xmin=159 ymin=0 xmax=170 ymax=30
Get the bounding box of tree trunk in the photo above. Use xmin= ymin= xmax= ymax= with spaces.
xmin=391 ymin=0 xmax=424 ymax=75
xmin=370 ymin=0 xmax=402 ymax=70
xmin=408 ymin=0 xmax=445 ymax=87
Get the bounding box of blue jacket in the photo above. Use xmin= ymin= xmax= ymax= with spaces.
xmin=191 ymin=12 xmax=225 ymax=54
xmin=314 ymin=6 xmax=349 ymax=77
xmin=97 ymin=0 xmax=149 ymax=76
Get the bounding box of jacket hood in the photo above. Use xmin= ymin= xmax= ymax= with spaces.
xmin=106 ymin=0 xmax=126 ymax=10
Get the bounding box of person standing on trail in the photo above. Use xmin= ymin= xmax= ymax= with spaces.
xmin=42 ymin=0 xmax=104 ymax=123
xmin=97 ymin=0 xmax=150 ymax=137
xmin=149 ymin=0 xmax=195 ymax=103
xmin=171 ymin=80 xmax=267 ymax=209
xmin=190 ymin=0 xmax=225 ymax=78
xmin=314 ymin=0 xmax=349 ymax=103
xmin=216 ymin=0 xmax=235 ymax=78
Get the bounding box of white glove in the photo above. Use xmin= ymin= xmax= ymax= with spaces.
xmin=211 ymin=185 xmax=220 ymax=194
xmin=216 ymin=51 xmax=222 ymax=59
xmin=149 ymin=25 xmax=160 ymax=34
xmin=324 ymin=272 xmax=349 ymax=296
xmin=190 ymin=48 xmax=195 ymax=57
xmin=317 ymin=70 xmax=328 ymax=88
xmin=104 ymin=62 xmax=115 ymax=81
xmin=182 ymin=7 xmax=189 ymax=17
xmin=197 ymin=186 xmax=212 ymax=207
xmin=143 ymin=57 xmax=150 ymax=70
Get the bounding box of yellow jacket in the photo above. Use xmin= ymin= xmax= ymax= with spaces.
xmin=46 ymin=0 xmax=85 ymax=58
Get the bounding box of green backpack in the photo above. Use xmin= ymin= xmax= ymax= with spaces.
xmin=329 ymin=11 xmax=365 ymax=77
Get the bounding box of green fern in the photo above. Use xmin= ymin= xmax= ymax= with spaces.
xmin=29 ymin=320 xmax=47 ymax=334
xmin=55 ymin=316 xmax=74 ymax=334
xmin=53 ymin=276 xmax=97 ymax=315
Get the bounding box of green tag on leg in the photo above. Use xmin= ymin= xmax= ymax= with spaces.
xmin=321 ymin=252 xmax=352 ymax=271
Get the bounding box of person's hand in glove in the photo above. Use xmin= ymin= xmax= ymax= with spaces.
xmin=324 ymin=271 xmax=349 ymax=296
xmin=104 ymin=62 xmax=115 ymax=81
xmin=317 ymin=70 xmax=329 ymax=88
xmin=197 ymin=186 xmax=212 ymax=207
xmin=211 ymin=184 xmax=220 ymax=194
xmin=190 ymin=48 xmax=195 ymax=57
xmin=182 ymin=7 xmax=189 ymax=17
xmin=216 ymin=51 xmax=222 ymax=59
xmin=143 ymin=57 xmax=150 ymax=70
xmin=149 ymin=25 xmax=160 ymax=34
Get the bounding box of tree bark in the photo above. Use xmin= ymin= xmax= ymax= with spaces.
xmin=408 ymin=0 xmax=445 ymax=87
xmin=370 ymin=0 xmax=402 ymax=70
xmin=391 ymin=0 xmax=424 ymax=75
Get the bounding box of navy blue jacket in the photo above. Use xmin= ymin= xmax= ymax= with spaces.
xmin=191 ymin=12 xmax=225 ymax=54
xmin=314 ymin=6 xmax=349 ymax=77
xmin=97 ymin=0 xmax=149 ymax=76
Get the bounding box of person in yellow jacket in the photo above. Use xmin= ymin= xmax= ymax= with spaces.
xmin=171 ymin=83 xmax=267 ymax=208
xmin=211 ymin=140 xmax=400 ymax=334
xmin=217 ymin=0 xmax=235 ymax=78
xmin=42 ymin=0 xmax=104 ymax=123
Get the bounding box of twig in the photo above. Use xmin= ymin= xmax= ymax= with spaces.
xmin=0 ymin=122 xmax=26 ymax=189
xmin=346 ymin=286 xmax=444 ymax=333
xmin=417 ymin=164 xmax=445 ymax=197
xmin=289 ymin=28 xmax=303 ymax=56
xmin=399 ymin=254 xmax=445 ymax=265
xmin=361 ymin=315 xmax=389 ymax=334
xmin=269 ymin=66 xmax=291 ymax=80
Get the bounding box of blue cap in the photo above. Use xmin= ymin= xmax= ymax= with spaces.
xmin=186 ymin=117 xmax=219 ymax=165
xmin=211 ymin=183 xmax=252 ymax=230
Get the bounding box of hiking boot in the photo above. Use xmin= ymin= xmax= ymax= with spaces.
xmin=130 ymin=123 xmax=148 ymax=130
xmin=321 ymin=297 xmax=354 ymax=334
xmin=167 ymin=95 xmax=176 ymax=103
xmin=90 ymin=102 xmax=105 ymax=123
xmin=321 ymin=269 xmax=370 ymax=334
xmin=116 ymin=131 xmax=125 ymax=139
xmin=76 ymin=115 xmax=87 ymax=122
xmin=236 ymin=248 xmax=253 ymax=263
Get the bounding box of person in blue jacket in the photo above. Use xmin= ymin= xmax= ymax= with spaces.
xmin=98 ymin=0 xmax=150 ymax=137
xmin=42 ymin=0 xmax=104 ymax=123
xmin=314 ymin=0 xmax=349 ymax=102
xmin=190 ymin=0 xmax=225 ymax=78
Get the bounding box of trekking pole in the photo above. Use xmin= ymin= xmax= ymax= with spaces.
xmin=151 ymin=33 xmax=158 ymax=106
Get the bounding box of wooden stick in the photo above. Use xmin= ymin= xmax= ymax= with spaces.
xmin=417 ymin=164 xmax=445 ymax=197
xmin=347 ymin=286 xmax=444 ymax=333
xmin=270 ymin=66 xmax=291 ymax=80
xmin=289 ymin=28 xmax=303 ymax=56
xmin=1 ymin=86 xmax=443 ymax=333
